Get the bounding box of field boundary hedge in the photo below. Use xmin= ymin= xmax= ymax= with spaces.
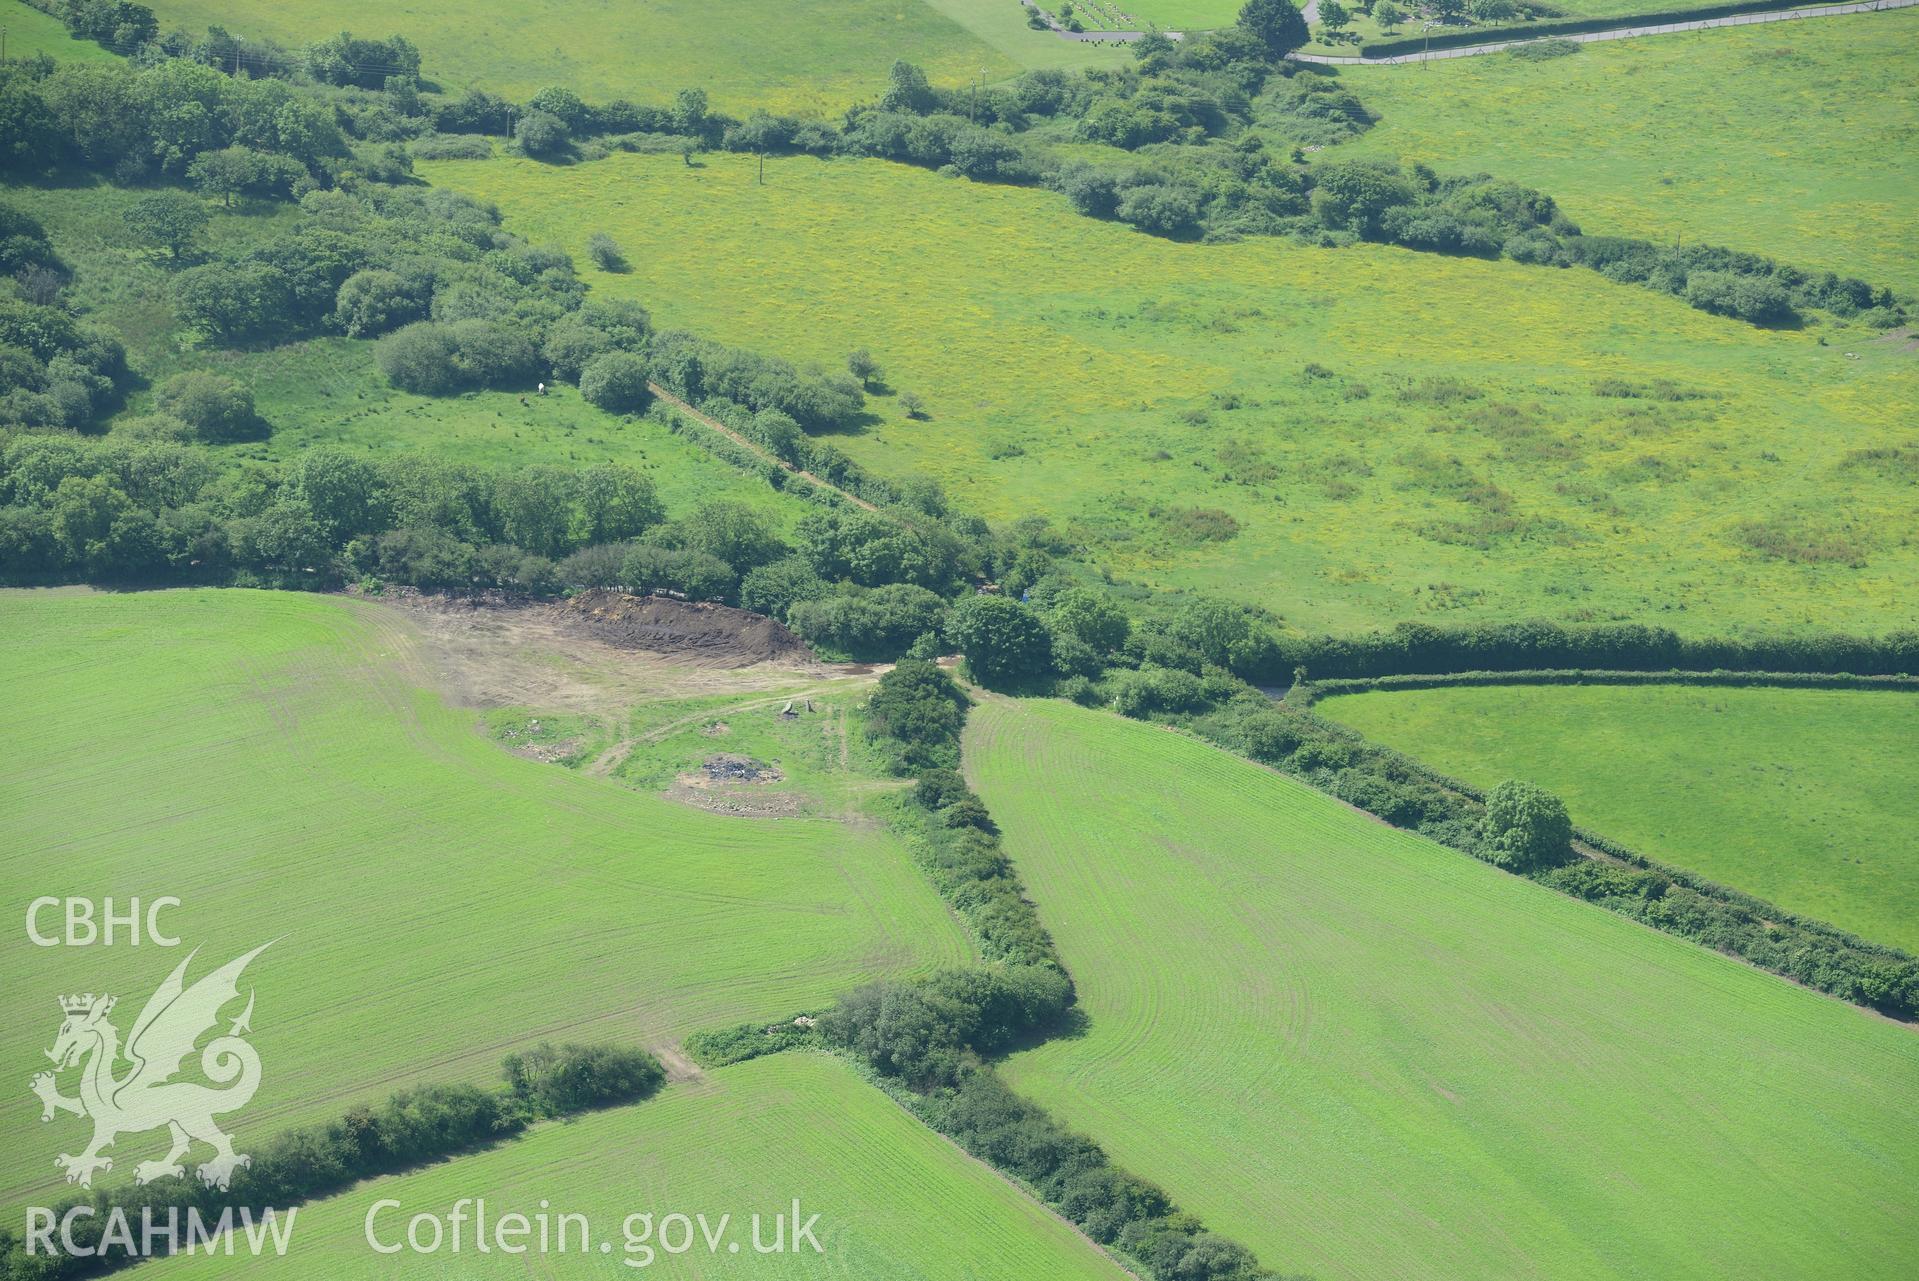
xmin=0 ymin=1043 xmax=665 ymax=1278
xmin=1311 ymin=716 xmax=1913 ymax=957
xmin=1269 ymin=622 xmax=1918 ymax=683
xmin=1298 ymin=667 xmax=1919 ymax=703
xmin=1091 ymin=671 xmax=1919 ymax=1018
xmin=1297 ymin=670 xmax=1917 ymax=954
xmin=687 ymin=663 xmax=1287 ymax=1281
xmin=1353 ymin=0 xmax=1860 ymax=58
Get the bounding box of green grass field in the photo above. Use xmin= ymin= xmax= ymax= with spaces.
xmin=1335 ymin=9 xmax=1919 ymax=296
xmin=135 ymin=0 xmax=1122 ymax=114
xmin=0 ymin=179 xmax=817 ymax=525
xmin=967 ymin=697 xmax=1919 ymax=1280
xmin=153 ymin=1053 xmax=1129 ymax=1279
xmin=1082 ymin=0 xmax=1694 ymax=36
xmin=0 ymin=2 xmax=122 ymax=62
xmin=0 ymin=589 xmax=973 ymax=1217
xmin=1317 ymin=682 xmax=1919 ymax=951
xmin=1113 ymin=0 xmax=1245 ymax=28
xmin=420 ymin=149 xmax=1919 ymax=637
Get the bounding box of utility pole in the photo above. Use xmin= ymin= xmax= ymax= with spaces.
xmin=3 ymin=27 xmax=9 ymax=63
xmin=757 ymin=150 xmax=765 ymax=185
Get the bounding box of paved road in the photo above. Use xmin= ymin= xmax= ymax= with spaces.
xmin=1291 ymin=0 xmax=1917 ymax=63
xmin=1017 ymin=0 xmax=1911 ymax=53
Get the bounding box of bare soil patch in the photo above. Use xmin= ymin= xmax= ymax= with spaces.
xmin=363 ymin=588 xmax=824 ymax=719
xmin=668 ymin=753 xmax=804 ymax=818
xmin=699 ymin=753 xmax=784 ymax=784
xmin=561 ymin=590 xmax=813 ymax=667
xmin=496 ymin=717 xmax=585 ymax=765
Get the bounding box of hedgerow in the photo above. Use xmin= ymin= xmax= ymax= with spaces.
xmin=1302 ymin=669 xmax=1919 ymax=701
xmin=690 ymin=660 xmax=1288 ymax=1280
xmin=1269 ymin=621 xmax=1919 ymax=682
xmin=1094 ymin=673 xmax=1919 ymax=1020
xmin=0 ymin=1043 xmax=662 ymax=1278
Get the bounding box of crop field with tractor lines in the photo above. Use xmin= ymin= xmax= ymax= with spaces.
xmin=3 ymin=1 xmax=1916 ymax=1277
xmin=969 ymin=697 xmax=1919 ymax=1281
xmin=0 ymin=588 xmax=971 ymax=1218
xmin=152 ymin=1052 xmax=1132 ymax=1280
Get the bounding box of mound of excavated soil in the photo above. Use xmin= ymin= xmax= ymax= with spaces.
xmin=702 ymin=753 xmax=782 ymax=783
xmin=560 ymin=591 xmax=814 ymax=668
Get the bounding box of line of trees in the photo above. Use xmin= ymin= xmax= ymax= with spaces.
xmin=20 ymin=1 xmax=421 ymax=88
xmin=13 ymin=3 xmax=1904 ymax=330
xmin=0 ymin=207 xmax=128 ymax=432
xmin=410 ymin=0 xmax=1901 ymax=330
xmin=1266 ymin=620 xmax=1919 ymax=682
xmin=1050 ymin=658 xmax=1919 ymax=1018
xmin=689 ymin=660 xmax=1288 ymax=1281
xmin=0 ymin=426 xmax=1060 ymax=668
xmin=806 ymin=582 xmax=1919 ymax=1018
xmin=795 ymin=568 xmax=1919 ymax=1020
xmin=0 ymin=1042 xmax=662 ymax=1279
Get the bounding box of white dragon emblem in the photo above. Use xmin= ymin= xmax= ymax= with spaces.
xmin=30 ymin=944 xmax=269 ymax=1190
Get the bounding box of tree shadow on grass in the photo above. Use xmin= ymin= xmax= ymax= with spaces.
xmin=991 ymin=1006 xmax=1093 ymax=1062
xmin=810 ymin=409 xmax=884 ymax=438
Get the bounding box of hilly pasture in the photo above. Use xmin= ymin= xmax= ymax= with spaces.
xmin=133 ymin=0 xmax=1123 ymax=113
xmin=422 ymin=149 xmax=1919 ymax=636
xmin=1335 ymin=8 xmax=1919 ymax=296
xmin=967 ymin=697 xmax=1919 ymax=1281
xmin=0 ymin=180 xmax=817 ymax=526
xmin=0 ymin=2 xmax=122 ymax=62
xmin=154 ymin=1053 xmax=1130 ymax=1279
xmin=0 ymin=588 xmax=972 ymax=1216
xmin=1319 ymin=682 xmax=1919 ymax=951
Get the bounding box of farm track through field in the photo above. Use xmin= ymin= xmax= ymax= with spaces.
xmin=646 ymin=381 xmax=881 ymax=512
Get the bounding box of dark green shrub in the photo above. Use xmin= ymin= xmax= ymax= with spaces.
xmin=375 ymin=321 xmax=462 ymax=394
xmin=1480 ymin=779 xmax=1573 ymax=870
xmin=950 ymin=595 xmax=1052 ymax=688
xmin=579 ymin=351 xmax=653 ymax=412
xmin=154 ymin=371 xmax=256 ymax=442
xmin=739 ymin=555 xmax=829 ymax=617
xmin=334 ymin=268 xmax=427 ymax=337
xmin=1112 ymin=665 xmax=1208 ymax=717
xmin=866 ymin=659 xmax=969 ymax=771
xmin=587 ymin=231 xmax=627 ymax=271
xmin=1684 ymin=269 xmax=1796 ymax=325
xmin=502 ymin=1042 xmax=665 ymax=1116
xmin=787 ymin=583 xmax=948 ymax=660
xmin=173 ymin=262 xmax=292 ymax=344
xmin=514 ymin=108 xmax=571 ymax=157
